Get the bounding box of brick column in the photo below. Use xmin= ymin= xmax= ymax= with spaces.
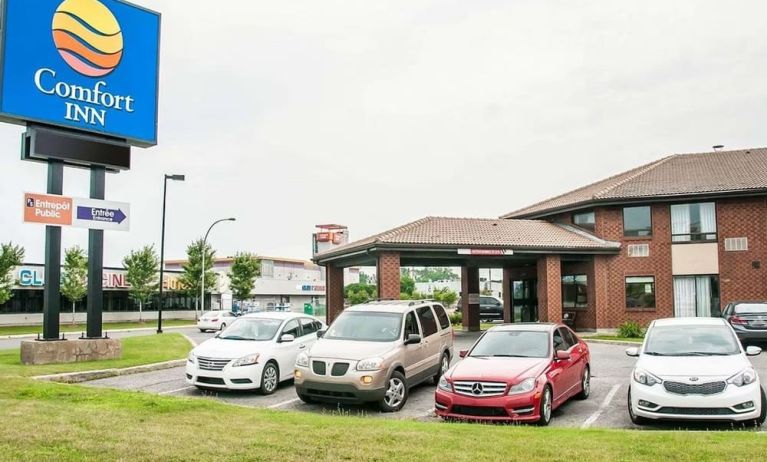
xmin=461 ymin=266 xmax=481 ymax=331
xmin=536 ymin=255 xmax=562 ymax=322
xmin=326 ymin=265 xmax=345 ymax=324
xmin=376 ymin=252 xmax=401 ymax=300
xmin=591 ymin=255 xmax=610 ymax=330
xmin=502 ymin=267 xmax=512 ymax=323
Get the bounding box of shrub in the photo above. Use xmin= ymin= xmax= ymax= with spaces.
xmin=449 ymin=310 xmax=462 ymax=325
xmin=617 ymin=321 xmax=644 ymax=338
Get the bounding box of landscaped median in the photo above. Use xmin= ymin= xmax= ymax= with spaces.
xmin=0 ymin=319 xmax=195 ymax=337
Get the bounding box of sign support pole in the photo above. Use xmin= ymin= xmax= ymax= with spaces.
xmin=42 ymin=160 xmax=63 ymax=340
xmin=86 ymin=166 xmax=105 ymax=339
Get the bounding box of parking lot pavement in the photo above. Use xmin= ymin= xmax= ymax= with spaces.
xmin=85 ymin=333 xmax=767 ymax=431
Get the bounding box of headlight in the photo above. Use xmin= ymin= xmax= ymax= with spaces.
xmin=356 ymin=357 xmax=384 ymax=371
xmin=438 ymin=375 xmax=452 ymax=392
xmin=231 ymin=353 xmax=260 ymax=367
xmin=295 ymin=352 xmax=309 ymax=368
xmin=187 ymin=351 xmax=196 ymax=363
xmin=633 ymin=368 xmax=662 ymax=386
xmin=508 ymin=377 xmax=536 ymax=395
xmin=728 ymin=368 xmax=757 ymax=387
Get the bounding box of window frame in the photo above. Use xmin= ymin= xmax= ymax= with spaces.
xmin=561 ymin=274 xmax=588 ymax=311
xmin=625 ymin=276 xmax=656 ymax=310
xmin=403 ymin=311 xmax=421 ymax=339
xmin=280 ymin=319 xmax=301 ymax=338
xmin=433 ymin=304 xmax=451 ymax=330
xmin=622 ymin=205 xmax=653 ymax=237
xmin=415 ymin=306 xmax=439 ymax=338
xmin=670 ymin=202 xmax=718 ymax=243
xmin=572 ymin=210 xmax=596 ymax=232
xmin=299 ymin=317 xmax=318 ymax=337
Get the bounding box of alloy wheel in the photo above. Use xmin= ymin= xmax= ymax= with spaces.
xmin=440 ymin=354 xmax=450 ymax=375
xmin=384 ymin=377 xmax=405 ymax=408
xmin=263 ymin=365 xmax=278 ymax=393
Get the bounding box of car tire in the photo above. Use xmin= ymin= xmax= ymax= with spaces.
xmin=259 ymin=361 xmax=279 ymax=395
xmin=754 ymin=386 xmax=767 ymax=427
xmin=432 ymin=352 xmax=450 ymax=385
xmin=536 ymin=385 xmax=553 ymax=426
xmin=627 ymin=388 xmax=648 ymax=425
xmin=297 ymin=392 xmax=315 ymax=404
xmin=576 ymin=365 xmax=590 ymax=400
xmin=379 ymin=371 xmax=408 ymax=412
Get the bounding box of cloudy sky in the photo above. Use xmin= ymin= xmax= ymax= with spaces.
xmin=1 ymin=0 xmax=766 ymax=267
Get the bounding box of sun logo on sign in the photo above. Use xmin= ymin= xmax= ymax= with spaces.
xmin=52 ymin=0 xmax=124 ymax=77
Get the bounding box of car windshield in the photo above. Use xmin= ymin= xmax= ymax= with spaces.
xmin=219 ymin=318 xmax=283 ymax=341
xmin=324 ymin=311 xmax=402 ymax=342
xmin=644 ymin=325 xmax=740 ymax=356
xmin=469 ymin=331 xmax=550 ymax=358
xmin=734 ymin=303 xmax=767 ymax=315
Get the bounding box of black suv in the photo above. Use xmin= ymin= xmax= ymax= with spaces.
xmin=455 ymin=296 xmax=504 ymax=321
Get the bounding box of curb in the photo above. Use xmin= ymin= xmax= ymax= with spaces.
xmin=2 ymin=324 xmax=195 ymax=340
xmin=583 ymin=339 xmax=643 ymax=347
xmin=32 ymin=359 xmax=187 ymax=384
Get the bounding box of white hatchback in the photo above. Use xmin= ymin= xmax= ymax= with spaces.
xmin=186 ymin=312 xmax=324 ymax=394
xmin=197 ymin=310 xmax=238 ymax=332
xmin=626 ymin=317 xmax=766 ymax=426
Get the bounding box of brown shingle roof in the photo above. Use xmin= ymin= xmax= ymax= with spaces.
xmin=502 ymin=148 xmax=767 ymax=218
xmin=314 ymin=217 xmax=620 ymax=260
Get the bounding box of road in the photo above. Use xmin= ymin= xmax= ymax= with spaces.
xmin=83 ymin=328 xmax=767 ymax=430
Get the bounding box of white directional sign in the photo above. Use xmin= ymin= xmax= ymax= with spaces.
xmin=23 ymin=193 xmax=130 ymax=232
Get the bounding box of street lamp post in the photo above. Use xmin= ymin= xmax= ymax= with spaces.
xmin=200 ymin=218 xmax=236 ymax=317
xmin=157 ymin=174 xmax=185 ymax=334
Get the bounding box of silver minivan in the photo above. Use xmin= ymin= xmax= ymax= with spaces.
xmin=294 ymin=300 xmax=454 ymax=412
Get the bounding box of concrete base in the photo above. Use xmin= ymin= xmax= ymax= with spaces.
xmin=20 ymin=338 xmax=122 ymax=365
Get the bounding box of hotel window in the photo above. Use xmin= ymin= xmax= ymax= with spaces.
xmin=625 ymin=277 xmax=655 ymax=309
xmin=673 ymin=275 xmax=720 ymax=317
xmin=623 ymin=206 xmax=652 ymax=237
xmin=670 ymin=202 xmax=717 ymax=242
xmin=573 ymin=211 xmax=595 ymax=232
xmin=562 ymin=275 xmax=588 ymax=310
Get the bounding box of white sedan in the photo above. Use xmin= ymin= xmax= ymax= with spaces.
xmin=197 ymin=310 xmax=238 ymax=332
xmin=186 ymin=312 xmax=324 ymax=394
xmin=626 ymin=317 xmax=766 ymax=426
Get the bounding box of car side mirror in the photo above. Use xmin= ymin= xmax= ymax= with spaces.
xmin=625 ymin=347 xmax=640 ymax=357
xmin=317 ymin=329 xmax=326 ymax=339
xmin=555 ymin=350 xmax=571 ymax=361
xmin=459 ymin=349 xmax=468 ymax=358
xmin=404 ymin=334 xmax=421 ymax=345
xmin=280 ymin=334 xmax=295 ymax=343
xmin=746 ymin=346 xmax=762 ymax=356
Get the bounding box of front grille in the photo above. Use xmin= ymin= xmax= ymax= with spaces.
xmin=307 ymin=389 xmax=355 ymax=399
xmin=312 ymin=361 xmax=327 ymax=375
xmin=663 ymin=381 xmax=726 ymax=395
xmin=453 ymin=381 xmax=507 ymax=397
xmin=197 ymin=376 xmax=225 ymax=385
xmin=655 ymin=407 xmax=735 ymax=416
xmin=197 ymin=357 xmax=232 ymax=371
xmin=331 ymin=363 xmax=350 ymax=376
xmin=452 ymin=405 xmax=508 ymax=417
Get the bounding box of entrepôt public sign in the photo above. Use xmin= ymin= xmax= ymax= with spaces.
xmin=0 ymin=0 xmax=160 ymax=146
xmin=24 ymin=192 xmax=130 ymax=231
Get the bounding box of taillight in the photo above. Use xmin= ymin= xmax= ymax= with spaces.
xmin=730 ymin=316 xmax=748 ymax=326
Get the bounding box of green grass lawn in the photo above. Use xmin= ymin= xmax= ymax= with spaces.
xmin=0 ymin=376 xmax=764 ymax=461
xmin=0 ymin=319 xmax=195 ymax=337
xmin=587 ymin=335 xmax=644 ymax=343
xmin=0 ymin=333 xmax=192 ymax=377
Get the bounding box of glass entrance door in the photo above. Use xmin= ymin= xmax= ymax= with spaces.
xmin=512 ymin=279 xmax=538 ymax=322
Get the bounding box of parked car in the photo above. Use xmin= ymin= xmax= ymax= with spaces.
xmin=455 ymin=296 xmax=504 ymax=321
xmin=722 ymin=301 xmax=767 ymax=344
xmin=197 ymin=310 xmax=238 ymax=332
xmin=186 ymin=312 xmax=325 ymax=394
xmin=626 ymin=317 xmax=766 ymax=426
xmin=434 ymin=323 xmax=590 ymax=425
xmin=294 ymin=300 xmax=454 ymax=412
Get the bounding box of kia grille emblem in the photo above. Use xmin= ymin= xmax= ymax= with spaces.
xmin=471 ymin=383 xmax=484 ymax=395
xmin=689 ymin=377 xmax=699 ymax=382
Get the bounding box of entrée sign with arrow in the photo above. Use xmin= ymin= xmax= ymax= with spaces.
xmin=23 ymin=192 xmax=130 ymax=232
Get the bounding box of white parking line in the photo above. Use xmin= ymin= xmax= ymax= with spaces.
xmin=268 ymin=397 xmax=301 ymax=409
xmin=159 ymin=386 xmax=195 ymax=395
xmin=580 ymin=384 xmax=620 ymax=429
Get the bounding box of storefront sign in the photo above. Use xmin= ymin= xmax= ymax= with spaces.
xmin=24 ymin=192 xmax=130 ymax=231
xmin=16 ymin=267 xmax=181 ymax=290
xmin=297 ymin=284 xmax=326 ymax=292
xmin=457 ymin=248 xmax=514 ymax=256
xmin=0 ymin=0 xmax=161 ymax=146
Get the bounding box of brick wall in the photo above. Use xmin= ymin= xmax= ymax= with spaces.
xmin=376 ymin=252 xmax=401 ymax=300
xmin=326 ymin=265 xmax=345 ymax=324
xmin=537 ymin=255 xmax=561 ymax=322
xmin=717 ymin=197 xmax=767 ymax=303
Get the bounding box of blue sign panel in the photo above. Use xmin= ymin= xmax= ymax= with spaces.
xmin=0 ymin=0 xmax=160 ymax=146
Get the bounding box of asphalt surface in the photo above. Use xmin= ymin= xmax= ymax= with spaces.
xmin=79 ymin=327 xmax=767 ymax=430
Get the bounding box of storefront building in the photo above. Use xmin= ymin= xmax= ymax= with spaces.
xmin=314 ymin=148 xmax=767 ymax=333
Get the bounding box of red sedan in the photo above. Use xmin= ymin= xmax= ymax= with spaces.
xmin=434 ymin=323 xmax=590 ymax=425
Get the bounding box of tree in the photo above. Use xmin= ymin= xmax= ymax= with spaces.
xmin=123 ymin=245 xmax=160 ymax=323
xmin=358 ymin=272 xmax=372 ymax=285
xmin=0 ymin=243 xmax=24 ymax=306
xmin=179 ymin=239 xmax=218 ymax=316
xmin=412 ymin=267 xmax=459 ymax=282
xmin=432 ymin=287 xmax=458 ymax=308
xmin=61 ymin=246 xmax=88 ymax=324
xmin=400 ymin=274 xmax=416 ymax=296
xmin=344 ymin=283 xmax=376 ymax=305
xmin=228 ymin=252 xmax=261 ymax=305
